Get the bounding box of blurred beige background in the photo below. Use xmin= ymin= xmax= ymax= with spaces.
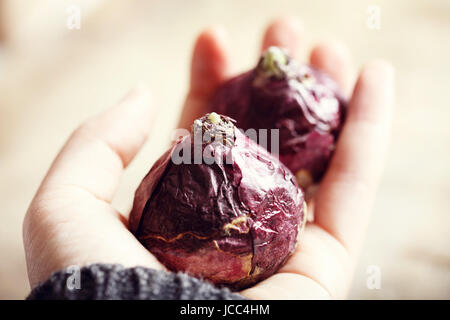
xmin=0 ymin=0 xmax=449 ymax=299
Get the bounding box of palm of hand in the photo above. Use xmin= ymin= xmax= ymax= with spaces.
xmin=23 ymin=18 xmax=394 ymax=299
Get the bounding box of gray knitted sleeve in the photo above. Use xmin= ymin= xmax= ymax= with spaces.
xmin=27 ymin=264 xmax=247 ymax=300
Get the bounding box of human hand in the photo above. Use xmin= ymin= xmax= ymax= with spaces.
xmin=23 ymin=17 xmax=394 ymax=300
xmin=23 ymin=85 xmax=165 ymax=289
xmin=179 ymin=17 xmax=395 ymax=299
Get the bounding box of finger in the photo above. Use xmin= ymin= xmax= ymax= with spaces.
xmin=261 ymin=16 xmax=304 ymax=57
xmin=314 ymin=60 xmax=395 ymax=257
xmin=38 ymin=84 xmax=155 ymax=203
xmin=243 ymin=224 xmax=352 ymax=299
xmin=241 ymin=272 xmax=331 ymax=300
xmin=24 ymin=196 xmax=164 ymax=288
xmin=178 ymin=27 xmax=231 ymax=129
xmin=277 ymin=224 xmax=352 ymax=298
xmin=310 ymin=40 xmax=355 ymax=97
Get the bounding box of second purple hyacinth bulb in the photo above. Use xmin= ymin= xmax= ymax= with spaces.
xmin=209 ymin=46 xmax=347 ymax=196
